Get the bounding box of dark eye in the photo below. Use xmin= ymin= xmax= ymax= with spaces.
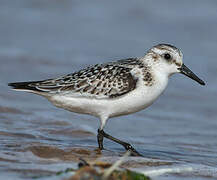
xmin=164 ymin=53 xmax=171 ymax=60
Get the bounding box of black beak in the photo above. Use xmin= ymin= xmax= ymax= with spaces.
xmin=178 ymin=64 xmax=205 ymax=86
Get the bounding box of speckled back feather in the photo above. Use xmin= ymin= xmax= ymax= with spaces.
xmin=25 ymin=58 xmax=142 ymax=99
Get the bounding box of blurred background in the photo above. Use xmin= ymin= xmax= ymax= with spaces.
xmin=0 ymin=0 xmax=217 ymax=179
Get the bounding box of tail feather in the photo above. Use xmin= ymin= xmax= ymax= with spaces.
xmin=8 ymin=81 xmax=42 ymax=92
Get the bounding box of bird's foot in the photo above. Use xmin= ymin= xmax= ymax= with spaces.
xmin=124 ymin=143 xmax=143 ymax=156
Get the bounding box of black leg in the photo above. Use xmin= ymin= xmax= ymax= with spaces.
xmin=97 ymin=129 xmax=142 ymax=156
xmin=97 ymin=129 xmax=104 ymax=150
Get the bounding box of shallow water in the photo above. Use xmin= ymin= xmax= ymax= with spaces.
xmin=0 ymin=0 xmax=217 ymax=179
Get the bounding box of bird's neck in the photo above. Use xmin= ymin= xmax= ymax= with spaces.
xmin=152 ymin=67 xmax=169 ymax=92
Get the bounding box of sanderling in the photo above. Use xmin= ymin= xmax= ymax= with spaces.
xmin=8 ymin=44 xmax=205 ymax=156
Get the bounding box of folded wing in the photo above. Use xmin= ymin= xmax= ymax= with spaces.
xmin=9 ymin=59 xmax=138 ymax=99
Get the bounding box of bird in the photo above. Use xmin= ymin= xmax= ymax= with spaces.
xmin=8 ymin=44 xmax=205 ymax=156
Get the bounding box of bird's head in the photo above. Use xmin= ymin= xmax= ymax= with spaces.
xmin=145 ymin=44 xmax=205 ymax=85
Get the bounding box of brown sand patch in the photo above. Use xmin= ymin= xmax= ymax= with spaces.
xmin=0 ymin=106 xmax=27 ymax=114
xmin=27 ymin=145 xmax=105 ymax=162
xmin=0 ymin=131 xmax=36 ymax=139
xmin=45 ymin=128 xmax=95 ymax=138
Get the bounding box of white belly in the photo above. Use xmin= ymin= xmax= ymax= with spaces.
xmin=48 ymin=74 xmax=168 ymax=119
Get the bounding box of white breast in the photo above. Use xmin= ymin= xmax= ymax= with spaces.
xmin=107 ymin=70 xmax=169 ymax=117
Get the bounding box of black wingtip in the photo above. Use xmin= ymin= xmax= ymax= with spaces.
xmin=8 ymin=82 xmax=19 ymax=89
xmin=8 ymin=81 xmax=38 ymax=91
xmin=8 ymin=82 xmax=16 ymax=87
xmin=8 ymin=82 xmax=12 ymax=87
xmin=8 ymin=82 xmax=26 ymax=89
xmin=200 ymin=80 xmax=206 ymax=86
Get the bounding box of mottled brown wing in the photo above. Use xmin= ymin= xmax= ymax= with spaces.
xmin=31 ymin=62 xmax=138 ymax=99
